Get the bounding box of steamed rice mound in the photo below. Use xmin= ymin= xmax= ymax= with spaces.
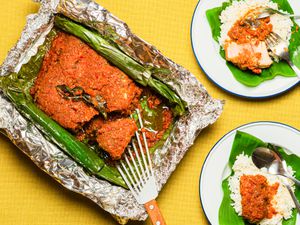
xmin=229 ymin=154 xmax=296 ymax=225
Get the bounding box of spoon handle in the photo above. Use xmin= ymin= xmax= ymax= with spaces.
xmin=287 ymin=175 xmax=300 ymax=187
xmin=283 ymin=171 xmax=300 ymax=186
xmin=286 ymin=184 xmax=300 ymax=214
xmin=287 ymin=61 xmax=300 ymax=79
xmin=289 ymin=15 xmax=300 ymax=19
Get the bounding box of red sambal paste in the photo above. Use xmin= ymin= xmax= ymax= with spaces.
xmin=240 ymin=174 xmax=279 ymax=223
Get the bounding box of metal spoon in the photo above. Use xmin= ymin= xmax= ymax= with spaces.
xmin=252 ymin=147 xmax=300 ymax=185
xmin=252 ymin=147 xmax=300 ymax=213
xmin=257 ymin=8 xmax=300 ymax=20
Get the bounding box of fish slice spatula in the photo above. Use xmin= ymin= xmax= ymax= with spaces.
xmin=117 ymin=109 xmax=166 ymax=225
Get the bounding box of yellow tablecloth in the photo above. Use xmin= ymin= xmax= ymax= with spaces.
xmin=0 ymin=0 xmax=299 ymax=224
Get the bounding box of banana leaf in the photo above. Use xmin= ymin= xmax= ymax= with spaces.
xmin=219 ymin=131 xmax=300 ymax=225
xmin=0 ymin=18 xmax=179 ymax=188
xmin=206 ymin=0 xmax=300 ymax=87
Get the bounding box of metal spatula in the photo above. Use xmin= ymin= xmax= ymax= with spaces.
xmin=117 ymin=109 xmax=166 ymax=225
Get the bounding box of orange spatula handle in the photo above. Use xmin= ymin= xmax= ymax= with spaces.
xmin=144 ymin=199 xmax=166 ymax=225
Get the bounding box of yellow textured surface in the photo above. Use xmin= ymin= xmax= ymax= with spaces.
xmin=0 ymin=0 xmax=300 ymax=225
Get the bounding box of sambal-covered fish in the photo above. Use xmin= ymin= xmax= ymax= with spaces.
xmin=30 ymin=32 xmax=142 ymax=130
xmin=30 ymin=31 xmax=173 ymax=161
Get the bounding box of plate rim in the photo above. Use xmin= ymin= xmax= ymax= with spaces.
xmin=190 ymin=0 xmax=300 ymax=99
xmin=198 ymin=121 xmax=300 ymax=225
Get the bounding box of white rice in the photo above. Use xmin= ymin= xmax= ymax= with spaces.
xmin=219 ymin=0 xmax=293 ymax=47
xmin=229 ymin=154 xmax=296 ymax=225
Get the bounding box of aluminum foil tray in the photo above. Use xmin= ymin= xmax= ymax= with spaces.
xmin=0 ymin=0 xmax=223 ymax=223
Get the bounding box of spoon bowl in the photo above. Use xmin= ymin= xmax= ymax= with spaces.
xmin=252 ymin=147 xmax=278 ymax=169
xmin=252 ymin=146 xmax=300 ymax=214
xmin=252 ymin=147 xmax=300 ymax=184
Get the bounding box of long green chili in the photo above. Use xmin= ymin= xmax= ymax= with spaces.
xmin=2 ymin=88 xmax=126 ymax=188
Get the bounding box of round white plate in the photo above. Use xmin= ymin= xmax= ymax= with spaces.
xmin=191 ymin=0 xmax=300 ymax=99
xmin=199 ymin=121 xmax=300 ymax=224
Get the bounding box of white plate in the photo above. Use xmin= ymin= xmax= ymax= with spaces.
xmin=199 ymin=121 xmax=300 ymax=224
xmin=191 ymin=0 xmax=300 ymax=99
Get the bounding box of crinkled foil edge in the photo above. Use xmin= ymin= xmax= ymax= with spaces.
xmin=0 ymin=0 xmax=224 ymax=223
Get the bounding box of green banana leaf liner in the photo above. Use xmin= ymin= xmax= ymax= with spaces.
xmin=0 ymin=16 xmax=186 ymax=188
xmin=206 ymin=0 xmax=300 ymax=87
xmin=219 ymin=131 xmax=300 ymax=225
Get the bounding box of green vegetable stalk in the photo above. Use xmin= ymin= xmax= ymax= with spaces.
xmin=54 ymin=15 xmax=186 ymax=115
xmin=56 ymin=84 xmax=108 ymax=119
